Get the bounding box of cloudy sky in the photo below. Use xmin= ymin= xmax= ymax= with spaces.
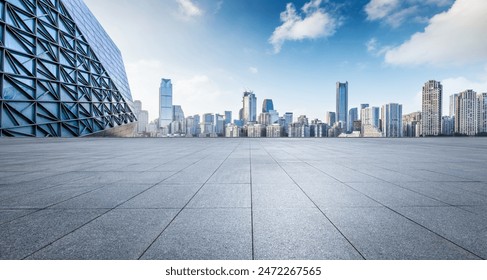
xmin=84 ymin=0 xmax=487 ymax=121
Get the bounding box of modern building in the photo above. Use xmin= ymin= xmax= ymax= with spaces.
xmin=242 ymin=91 xmax=257 ymax=124
xmin=480 ymin=93 xmax=487 ymax=134
xmin=134 ymin=100 xmax=142 ymax=117
xmin=381 ymin=103 xmax=403 ymax=138
xmin=361 ymin=107 xmax=380 ymax=133
xmin=159 ymin=79 xmax=173 ymax=130
xmin=324 ymin=111 xmax=336 ymax=127
xmin=403 ymin=112 xmax=422 ymax=138
xmin=224 ymin=111 xmax=232 ymax=126
xmin=137 ymin=110 xmax=149 ymax=134
xmin=348 ymin=107 xmax=358 ymax=133
xmin=266 ymin=124 xmax=283 ymax=138
xmin=262 ymin=99 xmax=274 ymax=113
xmin=225 ymin=124 xmax=240 ymax=138
xmin=441 ymin=116 xmax=454 ymax=136
xmin=360 ymin=104 xmax=370 ymax=111
xmin=0 ymin=0 xmax=137 ymax=137
xmin=455 ymin=90 xmax=479 ymax=136
xmin=199 ymin=113 xmax=214 ymax=136
xmin=450 ymin=93 xmax=459 ymax=117
xmin=215 ymin=114 xmax=225 ymax=136
xmin=336 ymin=81 xmax=348 ymax=129
xmin=283 ymin=112 xmax=293 ymax=136
xmin=247 ymin=123 xmax=264 ymax=138
xmin=289 ymin=123 xmax=310 ymax=138
xmin=422 ymin=80 xmax=442 ymax=136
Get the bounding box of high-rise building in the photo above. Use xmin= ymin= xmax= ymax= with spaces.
xmin=381 ymin=103 xmax=403 ymax=138
xmin=455 ymin=90 xmax=478 ymax=136
xmin=200 ymin=113 xmax=215 ymax=136
xmin=215 ymin=114 xmax=225 ymax=136
xmin=242 ymin=91 xmax=257 ymax=124
xmin=360 ymin=104 xmax=370 ymax=111
xmin=0 ymin=0 xmax=137 ymax=137
xmin=336 ymin=82 xmax=348 ymax=129
xmin=224 ymin=111 xmax=232 ymax=125
xmin=361 ymin=107 xmax=380 ymax=128
xmin=262 ymin=99 xmax=274 ymax=113
xmin=480 ymin=93 xmax=487 ymax=133
xmin=159 ymin=79 xmax=173 ymax=129
xmin=134 ymin=101 xmax=142 ymax=117
xmin=172 ymin=105 xmax=185 ymax=122
xmin=422 ymin=80 xmax=442 ymax=136
xmin=325 ymin=111 xmax=336 ymax=126
xmin=441 ymin=116 xmax=454 ymax=136
xmin=284 ymin=112 xmax=293 ymax=125
xmin=403 ymin=112 xmax=422 ymax=138
xmin=450 ymin=93 xmax=459 ymax=117
xmin=348 ymin=108 xmax=358 ymax=133
xmin=137 ymin=110 xmax=149 ymax=134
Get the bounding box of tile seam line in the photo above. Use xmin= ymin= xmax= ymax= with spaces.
xmin=249 ymin=139 xmax=255 ymax=260
xmin=137 ymin=140 xmax=245 ymax=260
xmin=3 ymin=143 xmax=216 ymax=225
xmin=303 ymin=162 xmax=485 ymax=260
xmin=332 ymin=162 xmax=483 ymax=217
xmin=19 ymin=144 xmax=218 ymax=260
xmin=257 ymin=140 xmax=367 ymax=260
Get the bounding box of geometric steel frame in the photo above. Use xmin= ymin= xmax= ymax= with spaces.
xmin=0 ymin=0 xmax=136 ymax=137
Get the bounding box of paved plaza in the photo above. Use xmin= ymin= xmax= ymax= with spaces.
xmin=0 ymin=138 xmax=486 ymax=260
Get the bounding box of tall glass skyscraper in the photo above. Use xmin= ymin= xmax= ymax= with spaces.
xmin=348 ymin=107 xmax=358 ymax=133
xmin=0 ymin=0 xmax=137 ymax=137
xmin=381 ymin=103 xmax=403 ymax=138
xmin=242 ymin=91 xmax=256 ymax=124
xmin=159 ymin=79 xmax=172 ymax=129
xmin=336 ymin=82 xmax=348 ymax=129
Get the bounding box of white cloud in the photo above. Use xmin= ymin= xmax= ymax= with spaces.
xmin=385 ymin=0 xmax=487 ymax=66
xmin=366 ymin=38 xmax=391 ymax=56
xmin=365 ymin=0 xmax=399 ymax=21
xmin=364 ymin=0 xmax=454 ymax=27
xmin=249 ymin=67 xmax=258 ymax=74
xmin=173 ymin=75 xmax=223 ymax=113
xmin=176 ymin=0 xmax=203 ymax=19
xmin=269 ymin=0 xmax=340 ymax=54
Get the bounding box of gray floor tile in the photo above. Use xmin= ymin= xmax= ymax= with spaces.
xmin=140 ymin=208 xmax=252 ymax=260
xmin=254 ymin=208 xmax=363 ymax=259
xmin=0 ymin=209 xmax=104 ymax=259
xmin=28 ymin=209 xmax=178 ymax=260
xmin=187 ymin=184 xmax=251 ymax=208
xmin=120 ymin=184 xmax=202 ymax=209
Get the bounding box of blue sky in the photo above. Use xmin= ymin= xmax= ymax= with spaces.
xmin=84 ymin=0 xmax=487 ymax=121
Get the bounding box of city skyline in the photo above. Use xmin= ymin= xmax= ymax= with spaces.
xmin=83 ymin=0 xmax=487 ymax=121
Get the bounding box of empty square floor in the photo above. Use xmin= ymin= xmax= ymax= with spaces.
xmin=0 ymin=137 xmax=486 ymax=260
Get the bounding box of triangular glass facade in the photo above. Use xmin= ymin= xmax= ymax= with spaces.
xmin=0 ymin=0 xmax=136 ymax=137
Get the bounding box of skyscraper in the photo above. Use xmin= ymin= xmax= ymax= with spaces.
xmin=224 ymin=111 xmax=232 ymax=125
xmin=348 ymin=108 xmax=358 ymax=133
xmin=0 ymin=0 xmax=137 ymax=137
xmin=422 ymin=80 xmax=442 ymax=136
xmin=361 ymin=107 xmax=380 ymax=129
xmin=172 ymin=105 xmax=185 ymax=122
xmin=325 ymin=112 xmax=336 ymax=126
xmin=455 ymin=90 xmax=478 ymax=136
xmin=480 ymin=93 xmax=487 ymax=133
xmin=336 ymin=82 xmax=348 ymax=129
xmin=450 ymin=93 xmax=459 ymax=117
xmin=242 ymin=91 xmax=257 ymax=124
xmin=159 ymin=79 xmax=173 ymax=129
xmin=262 ymin=99 xmax=274 ymax=113
xmin=381 ymin=103 xmax=403 ymax=138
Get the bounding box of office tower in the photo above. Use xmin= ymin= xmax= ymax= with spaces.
xmin=172 ymin=106 xmax=185 ymax=122
xmin=0 ymin=0 xmax=137 ymax=137
xmin=360 ymin=104 xmax=370 ymax=111
xmin=422 ymin=80 xmax=442 ymax=136
xmin=215 ymin=114 xmax=225 ymax=136
xmin=193 ymin=115 xmax=201 ymax=135
xmin=137 ymin=110 xmax=149 ymax=133
xmin=134 ymin=101 xmax=142 ymax=117
xmin=159 ymin=79 xmax=173 ymax=129
xmin=284 ymin=113 xmax=293 ymax=126
xmin=298 ymin=115 xmax=309 ymax=125
xmin=262 ymin=99 xmax=274 ymax=113
xmin=441 ymin=116 xmax=454 ymax=136
xmin=450 ymin=94 xmax=459 ymax=117
xmin=361 ymin=107 xmax=380 ymax=128
xmin=403 ymin=112 xmax=422 ymax=138
xmin=247 ymin=124 xmax=264 ymax=138
xmin=266 ymin=124 xmax=283 ymax=138
xmin=336 ymin=82 xmax=348 ymax=129
xmin=200 ymin=113 xmax=215 ymax=135
xmin=224 ymin=111 xmax=232 ymax=125
xmin=455 ymin=90 xmax=479 ymax=136
xmin=381 ymin=103 xmax=403 ymax=138
xmin=325 ymin=112 xmax=336 ymax=126
xmin=242 ymin=91 xmax=257 ymax=124
xmin=480 ymin=93 xmax=487 ymax=133
xmin=348 ymin=108 xmax=358 ymax=133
